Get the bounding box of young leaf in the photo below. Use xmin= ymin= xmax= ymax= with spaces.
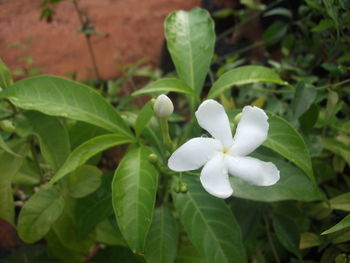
xmin=173 ymin=176 xmax=246 ymax=263
xmin=132 ymin=78 xmax=198 ymax=99
xmin=135 ymin=101 xmax=154 ymax=137
xmin=0 ymin=75 xmax=133 ymax=138
xmin=264 ymin=114 xmax=315 ymax=183
xmin=50 ymin=134 xmax=133 ymax=184
xmin=0 ymin=134 xmax=20 ymax=157
xmin=230 ymin=156 xmax=324 ymax=202
xmin=322 ymin=214 xmax=350 ymax=235
xmin=207 ymin=66 xmax=286 ymax=99
xmin=165 ymin=8 xmax=215 ymax=95
xmin=17 ymin=185 xmax=65 ymax=243
xmin=0 ymin=58 xmax=13 ymax=89
xmin=67 ymin=165 xmax=102 ymax=198
xmin=144 ymin=207 xmax=179 ymax=263
xmin=112 ymin=146 xmax=159 ymax=253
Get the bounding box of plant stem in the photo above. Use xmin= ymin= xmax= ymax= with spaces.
xmin=159 ymin=118 xmax=172 ymax=152
xmin=263 ymin=214 xmax=281 ymax=263
xmin=72 ymin=0 xmax=101 ymax=80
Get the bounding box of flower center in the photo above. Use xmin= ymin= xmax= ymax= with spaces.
xmin=221 ymin=147 xmax=230 ymax=155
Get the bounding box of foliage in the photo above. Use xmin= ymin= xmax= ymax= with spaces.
xmin=0 ymin=1 xmax=350 ymax=262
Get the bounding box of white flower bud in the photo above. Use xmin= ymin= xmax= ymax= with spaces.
xmin=153 ymin=94 xmax=174 ymax=118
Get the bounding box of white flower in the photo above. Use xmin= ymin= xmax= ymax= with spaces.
xmin=168 ymin=99 xmax=280 ymax=199
xmin=154 ymin=94 xmax=174 ymax=118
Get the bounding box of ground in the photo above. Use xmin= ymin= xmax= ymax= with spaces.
xmin=0 ymin=0 xmax=200 ymax=81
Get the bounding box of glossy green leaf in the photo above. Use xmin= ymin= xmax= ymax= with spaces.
xmin=68 ymin=165 xmax=102 ymax=198
xmin=173 ymin=176 xmax=245 ymax=263
xmin=0 ymin=58 xmax=13 ymax=89
xmin=329 ymin=193 xmax=350 ymax=212
xmin=0 ymin=75 xmax=133 ymax=138
xmin=230 ymin=155 xmax=324 ymax=202
xmin=112 ymin=146 xmax=159 ymax=253
xmin=207 ymin=65 xmax=286 ymax=99
xmin=17 ymin=185 xmax=65 ymax=243
xmin=145 ymin=207 xmax=179 ymax=263
xmin=322 ymin=214 xmax=350 ymax=235
xmin=165 ymin=8 xmax=215 ymax=95
xmin=24 ymin=111 xmax=71 ymax=171
xmin=135 ymin=101 xmax=154 ymax=137
xmin=0 ymin=142 xmax=27 ymax=224
xmin=264 ymin=114 xmax=315 ymax=183
xmin=132 ymin=78 xmax=197 ymax=99
xmin=50 ymin=134 xmax=133 ymax=184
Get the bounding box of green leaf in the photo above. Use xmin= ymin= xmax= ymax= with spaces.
xmin=132 ymin=78 xmax=198 ymax=99
xmin=47 ymin=197 xmax=94 ymax=263
xmin=230 ymin=156 xmax=325 ymax=202
xmin=68 ymin=165 xmax=102 ymax=198
xmin=50 ymin=134 xmax=133 ymax=184
xmin=144 ymin=207 xmax=179 ymax=263
xmin=165 ymin=8 xmax=215 ymax=95
xmin=263 ymin=21 xmax=288 ymax=46
xmin=17 ymin=185 xmax=65 ymax=243
xmin=329 ymin=193 xmax=350 ymax=212
xmin=300 ymin=232 xmax=322 ymax=249
xmin=0 ymin=134 xmax=20 ymax=157
xmin=135 ymin=101 xmax=154 ymax=137
xmin=312 ymin=19 xmax=335 ymax=32
xmin=264 ymin=114 xmax=315 ymax=183
xmin=322 ymin=214 xmax=350 ymax=235
xmin=1 ymin=75 xmax=133 ymax=138
xmin=112 ymin=146 xmax=159 ymax=253
xmin=24 ymin=111 xmax=71 ymax=171
xmin=273 ymin=213 xmax=300 ymax=256
xmin=207 ymin=66 xmax=286 ymax=99
xmin=322 ymin=138 xmax=350 ymax=166
xmin=0 ymin=142 xmax=27 ymax=224
xmin=173 ymin=176 xmax=245 ymax=263
xmin=0 ymin=58 xmax=13 ymax=89
xmin=176 ymin=246 xmax=204 ymax=263
xmin=96 ymin=218 xmax=126 ymax=246
xmin=291 ymin=83 xmax=317 ymax=121
xmin=76 ymin=173 xmax=114 ymax=239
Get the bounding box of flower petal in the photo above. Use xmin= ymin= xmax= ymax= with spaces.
xmin=230 ymin=106 xmax=269 ymax=156
xmin=168 ymin=137 xmax=221 ymax=172
xmin=195 ymin=100 xmax=233 ymax=147
xmin=200 ymin=154 xmax=233 ymax=199
xmin=226 ymin=156 xmax=280 ymax=186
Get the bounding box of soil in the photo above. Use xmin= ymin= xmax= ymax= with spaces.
xmin=0 ymin=0 xmax=201 ymax=81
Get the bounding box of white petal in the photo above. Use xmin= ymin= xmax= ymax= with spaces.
xmin=200 ymin=154 xmax=233 ymax=199
xmin=168 ymin=138 xmax=221 ymax=172
xmin=230 ymin=106 xmax=269 ymax=156
xmin=226 ymin=156 xmax=280 ymax=186
xmin=195 ymin=100 xmax=233 ymax=147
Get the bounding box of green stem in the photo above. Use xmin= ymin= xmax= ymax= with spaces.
xmin=159 ymin=117 xmax=172 ymax=152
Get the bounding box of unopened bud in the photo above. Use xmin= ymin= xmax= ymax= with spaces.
xmin=0 ymin=120 xmax=15 ymax=132
xmin=180 ymin=182 xmax=188 ymax=193
xmin=153 ymin=94 xmax=174 ymax=118
xmin=148 ymin=153 xmax=158 ymax=164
